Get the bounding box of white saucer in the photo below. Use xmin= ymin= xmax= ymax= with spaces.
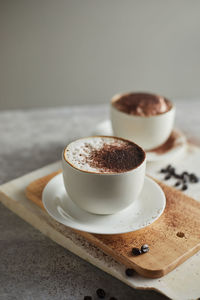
xmin=93 ymin=120 xmax=187 ymax=162
xmin=42 ymin=173 xmax=166 ymax=235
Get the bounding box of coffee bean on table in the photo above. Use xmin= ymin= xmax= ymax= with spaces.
xmin=160 ymin=168 xmax=167 ymax=173
xmin=182 ymin=184 xmax=188 ymax=191
xmin=190 ymin=173 xmax=199 ymax=183
xmin=182 ymin=174 xmax=188 ymax=181
xmin=110 ymin=297 xmax=118 ymax=300
xmin=174 ymin=173 xmax=181 ymax=179
xmin=84 ymin=296 xmax=92 ymax=300
xmin=169 ymin=167 xmax=175 ymax=174
xmin=125 ymin=268 xmax=135 ymax=277
xmin=141 ymin=244 xmax=149 ymax=253
xmin=182 ymin=171 xmax=189 ymax=176
xmin=132 ymin=247 xmax=141 ymax=256
xmin=164 ymin=174 xmax=171 ymax=180
xmin=96 ymin=288 xmax=106 ymax=299
xmin=160 ymin=165 xmax=199 ymax=190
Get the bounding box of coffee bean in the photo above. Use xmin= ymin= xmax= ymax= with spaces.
xmin=182 ymin=171 xmax=189 ymax=176
xmin=190 ymin=174 xmax=199 ymax=183
xmin=110 ymin=297 xmax=118 ymax=300
xmin=84 ymin=297 xmax=92 ymax=300
xmin=169 ymin=167 xmax=175 ymax=174
xmin=164 ymin=174 xmax=171 ymax=180
xmin=174 ymin=173 xmax=181 ymax=179
xmin=141 ymin=244 xmax=149 ymax=253
xmin=132 ymin=247 xmax=141 ymax=256
xmin=182 ymin=184 xmax=188 ymax=191
xmin=160 ymin=168 xmax=167 ymax=173
xmin=183 ymin=174 xmax=188 ymax=181
xmin=125 ymin=268 xmax=135 ymax=277
xmin=160 ymin=165 xmax=199 ymax=191
xmin=96 ymin=288 xmax=106 ymax=299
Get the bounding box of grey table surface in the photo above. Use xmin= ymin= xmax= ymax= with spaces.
xmin=0 ymin=100 xmax=199 ymax=300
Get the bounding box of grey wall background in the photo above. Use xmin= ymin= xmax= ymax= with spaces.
xmin=1 ymin=0 xmax=200 ymax=110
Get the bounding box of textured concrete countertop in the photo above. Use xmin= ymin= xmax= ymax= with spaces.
xmin=0 ymin=100 xmax=199 ymax=300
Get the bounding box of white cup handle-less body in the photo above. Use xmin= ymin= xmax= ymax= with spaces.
xmin=62 ymin=137 xmax=146 ymax=215
xmin=111 ymin=94 xmax=176 ymax=151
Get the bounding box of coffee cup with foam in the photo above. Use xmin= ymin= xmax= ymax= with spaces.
xmin=111 ymin=92 xmax=176 ymax=151
xmin=62 ymin=136 xmax=146 ymax=215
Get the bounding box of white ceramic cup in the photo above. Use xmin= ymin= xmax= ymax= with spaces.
xmin=62 ymin=136 xmax=146 ymax=215
xmin=111 ymin=93 xmax=176 ymax=151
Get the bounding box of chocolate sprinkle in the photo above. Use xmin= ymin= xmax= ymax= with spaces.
xmin=87 ymin=142 xmax=145 ymax=173
xmin=112 ymin=92 xmax=172 ymax=116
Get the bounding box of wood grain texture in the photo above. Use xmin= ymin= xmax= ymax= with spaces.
xmin=26 ymin=172 xmax=200 ymax=278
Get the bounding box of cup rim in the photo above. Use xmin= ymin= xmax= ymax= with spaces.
xmin=62 ymin=135 xmax=146 ymax=175
xmin=111 ymin=92 xmax=175 ymax=118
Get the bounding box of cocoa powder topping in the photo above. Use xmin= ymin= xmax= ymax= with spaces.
xmin=86 ymin=141 xmax=145 ymax=173
xmin=113 ymin=92 xmax=172 ymax=116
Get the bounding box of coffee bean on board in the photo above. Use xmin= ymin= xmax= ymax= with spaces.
xmin=132 ymin=247 xmax=141 ymax=256
xmin=141 ymin=244 xmax=149 ymax=253
xmin=125 ymin=268 xmax=135 ymax=277
xmin=190 ymin=174 xmax=199 ymax=183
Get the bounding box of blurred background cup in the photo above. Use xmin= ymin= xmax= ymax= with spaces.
xmin=110 ymin=93 xmax=176 ymax=151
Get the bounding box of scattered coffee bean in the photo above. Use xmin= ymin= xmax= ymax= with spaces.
xmin=132 ymin=247 xmax=141 ymax=256
xmin=174 ymin=173 xmax=181 ymax=179
xmin=160 ymin=168 xmax=167 ymax=173
xmin=96 ymin=288 xmax=106 ymax=299
xmin=84 ymin=297 xmax=92 ymax=300
xmin=176 ymin=231 xmax=185 ymax=238
xmin=125 ymin=268 xmax=135 ymax=277
xmin=182 ymin=171 xmax=189 ymax=176
xmin=190 ymin=174 xmax=199 ymax=183
xmin=164 ymin=174 xmax=171 ymax=180
xmin=182 ymin=174 xmax=188 ymax=181
xmin=169 ymin=167 xmax=175 ymax=174
xmin=110 ymin=297 xmax=118 ymax=300
xmin=159 ymin=165 xmax=199 ymax=190
xmin=141 ymin=244 xmax=149 ymax=253
xmin=182 ymin=184 xmax=188 ymax=191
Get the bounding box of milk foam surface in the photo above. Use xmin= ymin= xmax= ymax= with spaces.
xmin=64 ymin=136 xmax=134 ymax=173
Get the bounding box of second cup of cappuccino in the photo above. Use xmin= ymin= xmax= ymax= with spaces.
xmin=62 ymin=136 xmax=146 ymax=215
xmin=111 ymin=92 xmax=175 ymax=150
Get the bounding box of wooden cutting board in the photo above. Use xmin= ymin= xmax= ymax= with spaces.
xmin=26 ymin=171 xmax=200 ymax=279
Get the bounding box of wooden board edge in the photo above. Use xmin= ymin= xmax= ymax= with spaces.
xmin=0 ymin=189 xmax=172 ymax=298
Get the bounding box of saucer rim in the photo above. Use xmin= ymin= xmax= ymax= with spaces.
xmin=42 ymin=173 xmax=166 ymax=235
